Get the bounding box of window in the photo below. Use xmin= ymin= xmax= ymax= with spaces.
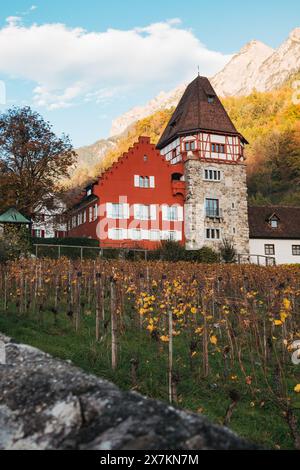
xmin=205 ymin=198 xmax=220 ymax=218
xmin=89 ymin=207 xmax=93 ymax=222
xmin=34 ymin=229 xmax=42 ymax=238
xmin=168 ymin=206 xmax=178 ymax=221
xmin=144 ymin=155 xmax=148 ymax=162
xmin=139 ymin=176 xmax=150 ymax=188
xmin=94 ymin=204 xmax=98 ymax=221
xmin=83 ymin=210 xmax=87 ymax=224
xmin=112 ymin=203 xmax=125 ymax=219
xmin=206 ymin=228 xmax=220 ymax=240
xmin=87 ymin=188 xmax=92 ymax=197
xmin=110 ymin=229 xmax=124 ymax=240
xmin=265 ymin=244 xmax=275 ymax=256
xmin=207 ymin=95 xmax=215 ymax=104
xmin=292 ymin=245 xmax=300 ymax=256
xmin=134 ymin=175 xmax=155 ymax=188
xmin=184 ymin=141 xmax=196 ymax=151
xmin=204 ymin=169 xmax=221 ymax=181
xmin=134 ymin=204 xmax=151 ymax=221
xmin=162 ymin=205 xmax=183 ymax=222
xmin=269 ymin=217 xmax=279 ymax=229
xmin=132 ymin=229 xmax=142 ymax=241
xmin=77 ymin=213 xmax=83 ymax=226
xmin=150 ymin=230 xmax=160 ymax=241
xmin=168 ymin=231 xmax=177 ymax=241
xmin=211 ymin=143 xmax=225 ymax=154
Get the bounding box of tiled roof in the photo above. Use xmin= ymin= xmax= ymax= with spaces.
xmin=249 ymin=206 xmax=300 ymax=239
xmin=157 ymin=76 xmax=246 ymax=149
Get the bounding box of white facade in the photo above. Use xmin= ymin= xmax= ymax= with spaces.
xmin=32 ymin=202 xmax=67 ymax=238
xmin=250 ymin=238 xmax=300 ymax=265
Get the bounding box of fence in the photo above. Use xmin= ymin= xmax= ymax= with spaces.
xmin=33 ymin=244 xmax=149 ymax=261
xmin=237 ymin=254 xmax=276 ymax=266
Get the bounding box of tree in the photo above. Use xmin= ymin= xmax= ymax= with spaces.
xmin=0 ymin=107 xmax=77 ymax=217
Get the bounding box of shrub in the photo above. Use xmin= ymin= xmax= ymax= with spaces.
xmin=220 ymin=239 xmax=237 ymax=264
xmin=149 ymin=241 xmax=219 ymax=263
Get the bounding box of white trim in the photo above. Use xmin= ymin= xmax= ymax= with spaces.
xmin=150 ymin=176 xmax=155 ymax=188
xmin=150 ymin=204 xmax=157 ymax=221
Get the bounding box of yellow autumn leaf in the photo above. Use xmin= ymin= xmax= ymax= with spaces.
xmin=283 ymin=298 xmax=291 ymax=311
xmin=273 ymin=320 xmax=283 ymax=326
xmin=210 ymin=335 xmax=218 ymax=345
xmin=280 ymin=312 xmax=288 ymax=323
xmin=294 ymin=384 xmax=300 ymax=393
xmin=190 ymin=307 xmax=197 ymax=314
xmin=160 ymin=335 xmax=169 ymax=343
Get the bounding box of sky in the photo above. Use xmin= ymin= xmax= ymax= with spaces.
xmin=0 ymin=0 xmax=299 ymax=148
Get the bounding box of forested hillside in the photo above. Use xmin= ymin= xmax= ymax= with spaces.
xmin=71 ymin=73 xmax=300 ymax=205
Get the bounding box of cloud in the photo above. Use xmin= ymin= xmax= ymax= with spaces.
xmin=0 ymin=18 xmax=231 ymax=110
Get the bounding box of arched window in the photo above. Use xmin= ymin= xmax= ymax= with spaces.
xmin=171 ymin=173 xmax=184 ymax=181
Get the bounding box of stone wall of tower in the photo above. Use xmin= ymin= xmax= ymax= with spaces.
xmin=184 ymin=153 xmax=249 ymax=255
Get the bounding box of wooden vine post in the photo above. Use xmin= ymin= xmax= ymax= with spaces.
xmin=95 ymin=272 xmax=101 ymax=341
xmin=110 ymin=276 xmax=117 ymax=370
xmin=75 ymin=271 xmax=82 ymax=332
xmin=168 ymin=307 xmax=173 ymax=403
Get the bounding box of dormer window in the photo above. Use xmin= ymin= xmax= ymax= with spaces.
xmin=87 ymin=188 xmax=92 ymax=197
xmin=207 ymin=94 xmax=215 ymax=104
xmin=268 ymin=214 xmax=280 ymax=229
xmin=271 ymin=219 xmax=278 ymax=229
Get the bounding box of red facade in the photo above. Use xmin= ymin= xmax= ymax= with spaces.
xmin=68 ymin=137 xmax=185 ymax=249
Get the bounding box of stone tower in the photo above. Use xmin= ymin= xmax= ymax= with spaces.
xmin=156 ymin=76 xmax=249 ymax=255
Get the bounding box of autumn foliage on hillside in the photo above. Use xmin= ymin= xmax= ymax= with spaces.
xmin=70 ymin=73 xmax=300 ymax=205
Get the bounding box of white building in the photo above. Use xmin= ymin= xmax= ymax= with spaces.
xmin=249 ymin=206 xmax=300 ymax=265
xmin=32 ymin=202 xmax=67 ymax=239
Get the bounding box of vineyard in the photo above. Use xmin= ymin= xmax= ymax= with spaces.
xmin=0 ymin=258 xmax=300 ymax=449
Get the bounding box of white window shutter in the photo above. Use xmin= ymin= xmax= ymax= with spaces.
xmin=150 ymin=176 xmax=155 ymax=188
xmin=150 ymin=205 xmax=157 ymax=221
xmin=176 ymin=231 xmax=183 ymax=241
xmin=108 ymin=228 xmax=114 ymax=239
xmin=162 ymin=205 xmax=168 ymax=221
xmin=106 ymin=203 xmax=113 ymax=219
xmin=134 ymin=204 xmax=140 ymax=219
xmin=141 ymin=229 xmax=149 ymax=240
xmin=124 ymin=203 xmax=130 ymax=219
xmin=134 ymin=175 xmax=140 ymax=187
xmin=177 ymin=206 xmax=184 ymax=222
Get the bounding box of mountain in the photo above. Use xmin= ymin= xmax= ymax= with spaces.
xmin=109 ymin=85 xmax=186 ymax=137
xmin=109 ymin=28 xmax=300 ymax=137
xmin=72 ymin=137 xmax=119 ymax=186
xmin=256 ymin=27 xmax=300 ymax=92
xmin=211 ymin=40 xmax=274 ymax=96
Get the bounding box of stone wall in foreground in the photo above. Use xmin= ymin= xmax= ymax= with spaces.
xmin=0 ymin=333 xmax=257 ymax=450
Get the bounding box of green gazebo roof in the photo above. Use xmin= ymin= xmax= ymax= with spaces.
xmin=0 ymin=208 xmax=31 ymax=224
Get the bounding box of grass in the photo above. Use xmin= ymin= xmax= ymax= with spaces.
xmin=0 ymin=306 xmax=298 ymax=450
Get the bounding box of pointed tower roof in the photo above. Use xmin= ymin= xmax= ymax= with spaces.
xmin=157 ymin=76 xmax=247 ymax=149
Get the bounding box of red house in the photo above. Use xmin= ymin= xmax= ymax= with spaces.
xmin=67 ymin=136 xmax=185 ymax=249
